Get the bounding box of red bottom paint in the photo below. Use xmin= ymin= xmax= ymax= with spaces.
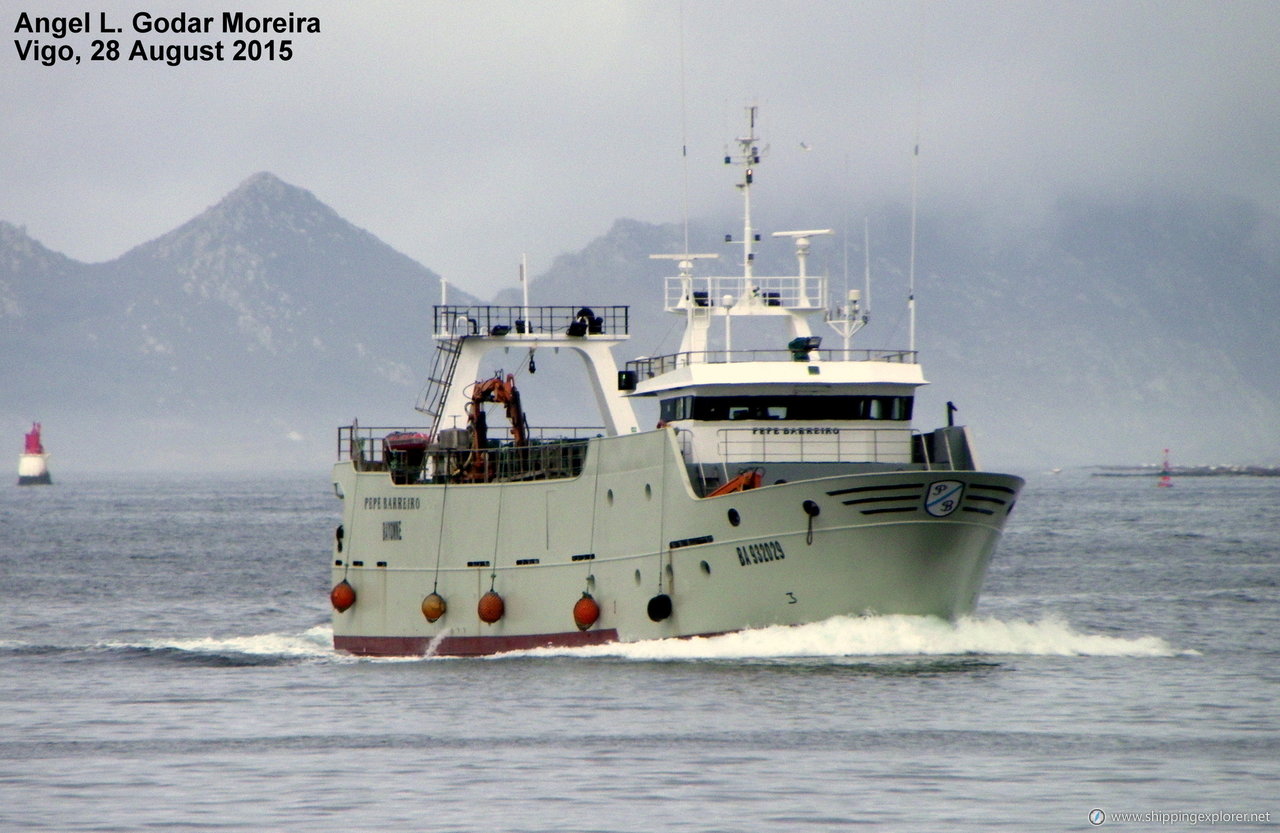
xmin=334 ymin=628 xmax=622 ymax=657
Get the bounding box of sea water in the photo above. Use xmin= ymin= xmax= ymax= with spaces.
xmin=1 ymin=471 xmax=1276 ymax=831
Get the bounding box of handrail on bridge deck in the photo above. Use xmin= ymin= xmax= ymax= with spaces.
xmin=627 ymin=348 xmax=917 ymax=379
xmin=433 ymin=305 xmax=629 ymax=339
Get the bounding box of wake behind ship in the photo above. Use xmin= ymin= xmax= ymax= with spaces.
xmin=328 ymin=109 xmax=1024 ymax=656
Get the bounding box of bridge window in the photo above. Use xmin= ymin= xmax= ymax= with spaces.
xmin=660 ymin=396 xmax=692 ymax=422
xmin=659 ymin=395 xmax=912 ymax=422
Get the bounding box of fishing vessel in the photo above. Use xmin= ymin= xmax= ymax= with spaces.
xmin=328 ymin=110 xmax=1024 ymax=656
xmin=18 ymin=422 xmax=52 ymax=486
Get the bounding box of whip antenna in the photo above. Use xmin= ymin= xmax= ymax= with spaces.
xmin=907 ymin=132 xmax=919 ymax=354
xmin=907 ymin=19 xmax=923 ymax=354
xmin=679 ymin=0 xmax=690 ymax=253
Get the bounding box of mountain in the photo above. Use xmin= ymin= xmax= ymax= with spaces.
xmin=3 ymin=175 xmax=1277 ymax=473
xmin=1 ymin=174 xmax=476 ymax=471
xmin=913 ymin=193 xmax=1280 ymax=467
xmin=0 ymin=223 xmax=86 ymax=327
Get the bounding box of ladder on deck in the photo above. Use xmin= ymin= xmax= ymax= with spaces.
xmin=416 ymin=336 xmax=465 ymax=435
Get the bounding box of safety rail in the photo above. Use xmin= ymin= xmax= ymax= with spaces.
xmin=664 ymin=275 xmax=826 ymax=311
xmin=433 ymin=305 xmax=629 ymax=339
xmin=628 ymin=348 xmax=917 ymax=379
xmin=337 ymin=424 xmax=602 ymax=484
xmin=714 ymin=426 xmax=915 ymax=464
xmin=421 ymin=439 xmax=593 ymax=485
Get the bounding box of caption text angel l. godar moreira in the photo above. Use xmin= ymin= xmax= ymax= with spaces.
xmin=12 ymin=11 xmax=321 ymax=66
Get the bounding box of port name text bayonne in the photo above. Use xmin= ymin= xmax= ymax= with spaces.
xmin=14 ymin=11 xmax=320 ymax=37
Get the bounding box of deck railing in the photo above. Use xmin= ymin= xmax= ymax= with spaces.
xmin=337 ymin=425 xmax=603 ymax=484
xmin=664 ymin=275 xmax=826 ymax=310
xmin=628 ymin=348 xmax=917 ymax=379
xmin=433 ymin=305 xmax=629 ymax=339
xmin=714 ymin=426 xmax=915 ymax=464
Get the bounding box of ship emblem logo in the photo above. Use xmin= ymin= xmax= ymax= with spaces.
xmin=924 ymin=480 xmax=964 ymax=517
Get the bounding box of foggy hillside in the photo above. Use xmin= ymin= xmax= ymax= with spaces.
xmin=1 ymin=174 xmax=476 ymax=471
xmin=2 ymin=175 xmax=1277 ymax=473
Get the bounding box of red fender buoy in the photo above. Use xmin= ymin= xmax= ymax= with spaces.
xmin=421 ymin=592 xmax=447 ymax=622
xmin=330 ymin=579 xmax=356 ymax=613
xmin=477 ymin=590 xmax=505 ymax=624
xmin=573 ymin=592 xmax=600 ymax=631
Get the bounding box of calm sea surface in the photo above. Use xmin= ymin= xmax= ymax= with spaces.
xmin=1 ymin=471 xmax=1276 ymax=831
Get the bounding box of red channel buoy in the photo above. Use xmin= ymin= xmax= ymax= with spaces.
xmin=572 ymin=592 xmax=600 ymax=631
xmin=330 ymin=579 xmax=356 ymax=613
xmin=477 ymin=590 xmax=505 ymax=623
xmin=421 ymin=592 xmax=447 ymax=622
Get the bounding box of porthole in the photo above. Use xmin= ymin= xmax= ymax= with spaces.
xmin=606 ymin=488 xmax=614 ymax=505
xmin=665 ymin=564 xmax=673 ymax=578
xmin=700 ymin=560 xmax=711 ymax=575
xmin=634 ymin=569 xmax=642 ymax=585
xmin=727 ymin=508 xmax=741 ymax=526
xmin=644 ymin=483 xmax=652 ymax=499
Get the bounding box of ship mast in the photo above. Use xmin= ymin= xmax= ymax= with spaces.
xmin=721 ymin=104 xmax=767 ymax=354
xmin=650 ymin=105 xmax=832 ymax=361
xmin=725 ymin=104 xmax=763 ymax=287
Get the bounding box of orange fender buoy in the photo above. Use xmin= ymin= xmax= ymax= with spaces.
xmin=421 ymin=592 xmax=447 ymax=622
xmin=573 ymin=592 xmax=600 ymax=631
xmin=330 ymin=579 xmax=356 ymax=613
xmin=478 ymin=590 xmax=505 ymax=623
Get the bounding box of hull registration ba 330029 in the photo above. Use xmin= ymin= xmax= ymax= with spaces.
xmin=328 ymin=108 xmax=1024 ymax=656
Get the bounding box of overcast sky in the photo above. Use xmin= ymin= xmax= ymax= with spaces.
xmin=4 ymin=0 xmax=1277 ymax=297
